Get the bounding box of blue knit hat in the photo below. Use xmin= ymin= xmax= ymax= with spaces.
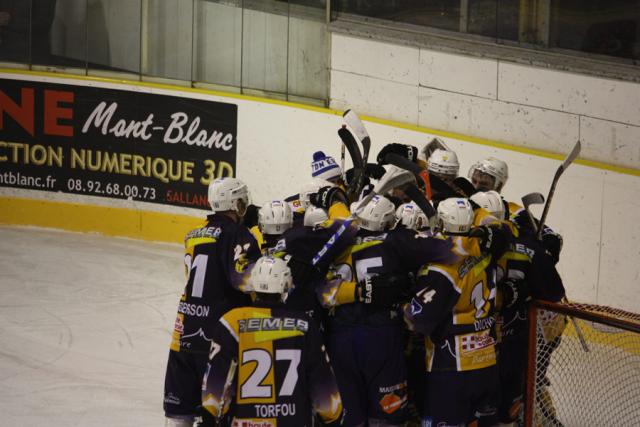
xmin=311 ymin=151 xmax=342 ymax=182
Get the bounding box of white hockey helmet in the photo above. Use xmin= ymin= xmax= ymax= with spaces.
xmin=208 ymin=177 xmax=249 ymax=215
xmin=396 ymin=202 xmax=429 ymax=231
xmin=470 ymin=191 xmax=506 ymax=220
xmin=250 ymin=256 xmax=293 ymax=302
xmin=299 ymin=178 xmax=333 ymax=210
xmin=259 ymin=200 xmax=293 ymax=235
xmin=468 ymin=157 xmax=509 ymax=192
xmin=357 ymin=195 xmax=396 ymax=232
xmin=428 ymin=149 xmax=459 ymax=178
xmin=304 ymin=205 xmax=329 ymax=227
xmin=437 ymin=198 xmax=474 ymax=235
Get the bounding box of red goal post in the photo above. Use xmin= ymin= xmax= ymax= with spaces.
xmin=525 ymin=299 xmax=640 ymax=426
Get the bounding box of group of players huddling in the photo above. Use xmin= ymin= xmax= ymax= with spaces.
xmin=163 ymin=136 xmax=568 ymax=427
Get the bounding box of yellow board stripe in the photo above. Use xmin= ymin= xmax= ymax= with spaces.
xmin=358 ymin=113 xmax=640 ymax=177
xmin=0 ymin=196 xmax=202 ymax=244
xmin=2 ymin=67 xmax=638 ymax=176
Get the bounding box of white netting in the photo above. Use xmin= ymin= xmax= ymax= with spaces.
xmin=528 ymin=302 xmax=640 ymax=427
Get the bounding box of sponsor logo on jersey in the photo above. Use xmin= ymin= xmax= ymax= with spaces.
xmin=253 ymin=403 xmax=296 ymax=418
xmin=163 ymin=393 xmax=181 ymax=405
xmin=178 ymin=301 xmax=211 ymax=318
xmin=379 ymin=392 xmax=407 ymax=414
xmin=238 ymin=317 xmax=308 ymax=333
xmin=514 ymin=242 xmax=535 ymax=258
xmin=185 ymin=226 xmax=222 ymax=241
xmin=410 ymin=298 xmax=423 ymax=316
xmin=180 ymin=328 xmax=213 ymax=348
xmin=458 ymin=255 xmax=482 ymax=278
xmin=174 ymin=315 xmax=184 ymax=334
xmin=232 ymin=419 xmax=275 ymax=427
xmin=379 ymin=381 xmax=406 ymax=394
xmin=460 ymin=331 xmax=495 ymax=354
xmin=379 ymin=382 xmax=407 ymax=414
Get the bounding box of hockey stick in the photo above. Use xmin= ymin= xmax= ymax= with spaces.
xmin=216 ymin=357 xmax=238 ymax=424
xmin=403 ymin=182 xmax=436 ymax=219
xmin=422 ymin=137 xmax=451 ymax=159
xmin=343 ymin=110 xmax=371 ymax=165
xmin=338 ymin=126 xmax=364 ymax=198
xmin=383 ymin=153 xmax=434 ymax=200
xmin=343 ymin=110 xmax=371 ymax=196
xmin=522 ymin=191 xmax=589 ymax=352
xmin=536 ymin=141 xmax=581 ymax=241
xmin=452 ymin=177 xmax=477 ymax=197
xmin=521 ymin=192 xmax=545 ymax=231
xmin=312 ymin=166 xmax=415 ymax=266
xmin=340 ymin=138 xmax=346 ymax=182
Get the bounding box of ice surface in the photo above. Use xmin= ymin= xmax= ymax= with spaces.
xmin=0 ymin=226 xmax=184 ymax=426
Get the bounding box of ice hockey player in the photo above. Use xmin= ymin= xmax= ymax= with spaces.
xmin=287 ymin=177 xmax=332 ymax=226
xmin=287 ymin=176 xmax=351 ymax=227
xmin=427 ymin=148 xmax=459 ymax=186
xmin=256 ymin=200 xmax=294 ymax=254
xmin=470 ymin=190 xmax=509 ymax=226
xmin=468 ymin=157 xmax=509 ymax=194
xmin=376 ymin=143 xmax=422 ymax=168
xmin=304 ymin=204 xmax=329 ymax=228
xmin=256 ymin=197 xmax=358 ymax=322
xmin=467 ymin=190 xmax=566 ymax=425
xmin=311 ymin=150 xmax=344 ymax=185
xmin=320 ymin=195 xmax=462 ymax=427
xmin=395 ymin=202 xmax=430 ymax=232
xmin=404 ymin=197 xmax=500 ymax=427
xmin=202 ymin=256 xmax=344 ymax=427
xmin=163 ymin=177 xmax=260 ymax=427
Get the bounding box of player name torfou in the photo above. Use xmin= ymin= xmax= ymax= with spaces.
xmin=238 ymin=317 xmax=309 ymax=333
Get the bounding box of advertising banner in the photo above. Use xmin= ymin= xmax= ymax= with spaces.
xmin=0 ymin=78 xmax=237 ymax=209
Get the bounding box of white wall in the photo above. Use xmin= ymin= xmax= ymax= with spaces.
xmin=2 ymin=72 xmax=639 ymax=313
xmin=330 ymin=33 xmax=640 ymax=171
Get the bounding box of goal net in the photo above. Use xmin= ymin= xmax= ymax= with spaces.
xmin=525 ymin=300 xmax=640 ymax=427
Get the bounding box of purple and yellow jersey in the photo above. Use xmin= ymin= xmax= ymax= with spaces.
xmin=251 ymin=218 xmax=358 ymax=316
xmin=318 ymin=228 xmax=459 ymax=319
xmin=170 ymin=214 xmax=260 ymax=354
xmin=202 ymin=305 xmax=343 ymax=426
xmin=495 ymin=233 xmax=565 ymax=342
xmin=404 ymin=254 xmax=498 ymax=372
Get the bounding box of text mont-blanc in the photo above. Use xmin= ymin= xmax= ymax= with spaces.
xmin=81 ymin=101 xmax=234 ymax=151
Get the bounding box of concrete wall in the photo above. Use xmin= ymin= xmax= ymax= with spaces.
xmin=330 ymin=33 xmax=640 ymax=171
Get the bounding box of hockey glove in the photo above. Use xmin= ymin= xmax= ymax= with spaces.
xmin=472 ymin=224 xmax=509 ymax=259
xmin=345 ymin=167 xmax=372 ymax=191
xmin=541 ymin=231 xmax=563 ymax=265
xmin=355 ymin=273 xmax=412 ymax=306
xmin=501 ymin=279 xmax=529 ymax=308
xmin=242 ymin=204 xmax=260 ymax=228
xmin=286 ymin=256 xmax=321 ymax=286
xmin=377 ymin=143 xmax=419 ymax=165
xmin=310 ymin=186 xmax=348 ymax=210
